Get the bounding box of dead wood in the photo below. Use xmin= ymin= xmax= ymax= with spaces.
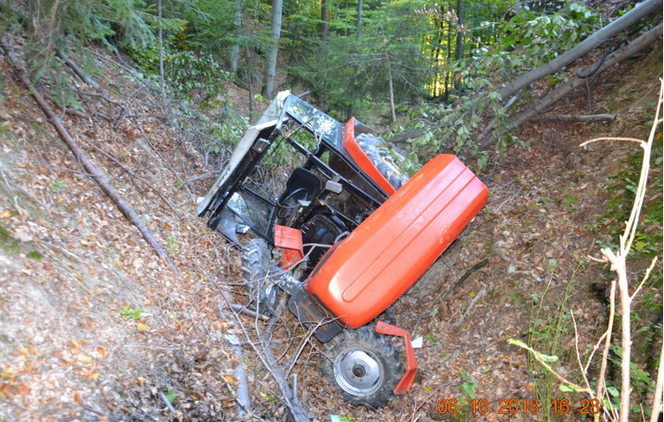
xmin=57 ymin=50 xmax=100 ymax=90
xmin=495 ymin=0 xmax=662 ymax=102
xmin=229 ymin=303 xmax=270 ymax=321
xmin=480 ymin=23 xmax=662 ymax=149
xmin=0 ymin=35 xmax=179 ymax=274
xmin=435 ymin=258 xmax=488 ymax=303
xmin=388 ymin=1 xmax=660 ymax=145
xmin=387 ymin=119 xmax=453 ymax=144
xmin=476 ymin=95 xmax=519 ymax=146
xmin=60 ymin=45 xmax=196 ymax=201
xmin=542 ymin=113 xmax=616 ymax=122
xmin=89 ymin=143 xmax=185 ymax=219
xmin=453 ymin=284 xmax=487 ymax=328
xmin=221 ymin=294 xmax=310 ymax=422
xmin=217 ymin=304 xmax=254 ymax=419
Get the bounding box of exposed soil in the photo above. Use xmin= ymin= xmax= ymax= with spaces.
xmin=0 ymin=40 xmax=661 ymax=422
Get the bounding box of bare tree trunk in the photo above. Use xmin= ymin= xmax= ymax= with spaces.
xmin=616 ymin=257 xmax=631 ymax=422
xmin=651 ymin=339 xmax=664 ymax=422
xmin=454 ymin=0 xmax=463 ymax=91
xmin=57 ymin=50 xmax=100 ymax=90
xmin=444 ymin=10 xmax=452 ymax=102
xmin=158 ymin=0 xmax=166 ymax=101
xmin=0 ymin=36 xmax=178 ymax=274
xmin=498 ymin=23 xmax=662 ymax=140
xmin=321 ymin=0 xmax=329 ymax=41
xmin=230 ymin=0 xmax=243 ymax=74
xmin=542 ymin=113 xmax=616 ymax=122
xmin=496 ymin=0 xmax=662 ymax=101
xmin=262 ymin=0 xmax=283 ymax=99
xmin=392 ymin=0 xmax=661 ymax=144
xmin=386 ymin=54 xmax=396 ymax=123
xmin=356 ymin=0 xmax=363 ymax=41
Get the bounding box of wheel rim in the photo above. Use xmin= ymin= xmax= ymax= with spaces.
xmin=333 ymin=348 xmax=384 ymax=397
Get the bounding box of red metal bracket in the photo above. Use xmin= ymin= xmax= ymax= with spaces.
xmin=375 ymin=321 xmax=417 ymax=394
xmin=274 ymin=225 xmax=304 ymax=270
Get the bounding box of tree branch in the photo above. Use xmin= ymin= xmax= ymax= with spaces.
xmin=1 ymin=35 xmax=179 ymax=274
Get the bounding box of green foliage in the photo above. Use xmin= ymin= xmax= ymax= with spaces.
xmin=501 ymin=3 xmax=598 ymax=69
xmin=0 ymin=225 xmax=20 ymax=255
xmin=164 ymin=389 xmax=177 ymax=403
xmin=51 ymin=179 xmax=65 ymax=194
xmin=526 ymin=267 xmax=577 ymax=422
xmin=166 ymin=235 xmax=178 ymax=253
xmin=284 ymin=0 xmax=433 ymax=124
xmin=125 ymin=38 xmax=230 ymax=103
xmin=396 ymin=2 xmax=601 ymax=170
xmin=26 ymin=250 xmax=43 ymax=260
xmin=119 ymin=305 xmax=144 ymax=321
xmin=598 ymin=132 xmax=663 ymax=258
xmin=450 ymin=371 xmax=477 ymax=421
xmin=604 ymin=346 xmax=656 ymax=416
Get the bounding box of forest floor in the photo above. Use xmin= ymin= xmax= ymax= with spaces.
xmin=0 ymin=41 xmax=661 ymax=422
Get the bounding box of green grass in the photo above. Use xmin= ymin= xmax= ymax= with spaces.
xmin=0 ymin=225 xmax=19 ymax=255
xmin=527 ymin=267 xmax=577 ymax=422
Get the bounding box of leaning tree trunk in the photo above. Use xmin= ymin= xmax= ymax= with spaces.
xmin=262 ymin=0 xmax=283 ymax=100
xmin=0 ymin=36 xmax=179 ymax=273
xmin=496 ymin=0 xmax=662 ymax=101
xmin=478 ymin=22 xmax=663 ymax=149
xmin=388 ymin=0 xmax=662 ymax=145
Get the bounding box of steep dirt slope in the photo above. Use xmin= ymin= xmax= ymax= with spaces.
xmin=0 ymin=47 xmax=247 ymax=421
xmin=297 ymin=46 xmax=662 ymax=421
xmin=0 ymin=41 xmax=661 ymax=422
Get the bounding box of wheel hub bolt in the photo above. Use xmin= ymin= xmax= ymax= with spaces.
xmin=352 ymin=365 xmax=366 ymax=378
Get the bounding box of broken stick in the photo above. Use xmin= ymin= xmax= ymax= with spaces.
xmin=0 ymin=35 xmax=178 ymax=274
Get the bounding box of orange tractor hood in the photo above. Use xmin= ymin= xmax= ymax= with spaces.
xmin=305 ymin=154 xmax=488 ymax=328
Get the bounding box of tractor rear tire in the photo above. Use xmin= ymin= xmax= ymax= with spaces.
xmin=355 ymin=133 xmax=410 ymax=190
xmin=241 ymin=238 xmax=280 ymax=316
xmin=321 ymin=326 xmax=403 ymax=409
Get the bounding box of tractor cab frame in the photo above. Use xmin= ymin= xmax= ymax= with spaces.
xmin=197 ymin=91 xmax=390 ymax=248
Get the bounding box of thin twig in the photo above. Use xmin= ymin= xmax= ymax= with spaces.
xmin=571 ymin=311 xmax=594 ymax=396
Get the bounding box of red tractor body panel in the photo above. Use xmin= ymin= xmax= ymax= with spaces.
xmin=343 ymin=118 xmax=397 ymax=196
xmin=305 ymin=154 xmax=488 ymax=328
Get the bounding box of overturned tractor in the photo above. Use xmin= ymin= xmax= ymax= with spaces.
xmin=198 ymin=91 xmax=488 ymax=408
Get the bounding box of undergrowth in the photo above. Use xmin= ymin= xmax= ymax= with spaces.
xmin=527 ymin=264 xmax=578 ymax=422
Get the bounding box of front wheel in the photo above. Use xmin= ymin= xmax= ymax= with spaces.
xmin=321 ymin=327 xmax=403 ymax=408
xmin=241 ymin=238 xmax=280 ymax=315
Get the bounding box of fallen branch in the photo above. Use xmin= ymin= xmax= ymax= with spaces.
xmin=475 ymin=95 xmax=519 ymax=147
xmin=222 ymin=295 xmax=310 ymax=422
xmin=542 ymin=113 xmax=616 ymax=122
xmin=437 ymin=258 xmax=488 ymax=302
xmin=89 ymin=144 xmax=185 ymax=219
xmin=60 ymin=45 xmax=196 ymax=201
xmin=480 ymin=23 xmax=662 ymax=149
xmin=0 ymin=35 xmax=179 ymax=274
xmin=495 ymin=0 xmax=662 ymax=101
xmin=230 ymin=303 xmax=270 ymax=321
xmin=57 ymin=50 xmax=100 ymax=90
xmin=387 ymin=119 xmax=454 ymax=144
xmin=217 ymin=305 xmax=253 ymax=419
xmin=389 ymin=1 xmax=660 ymax=145
xmin=453 ymin=284 xmax=487 ymax=328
